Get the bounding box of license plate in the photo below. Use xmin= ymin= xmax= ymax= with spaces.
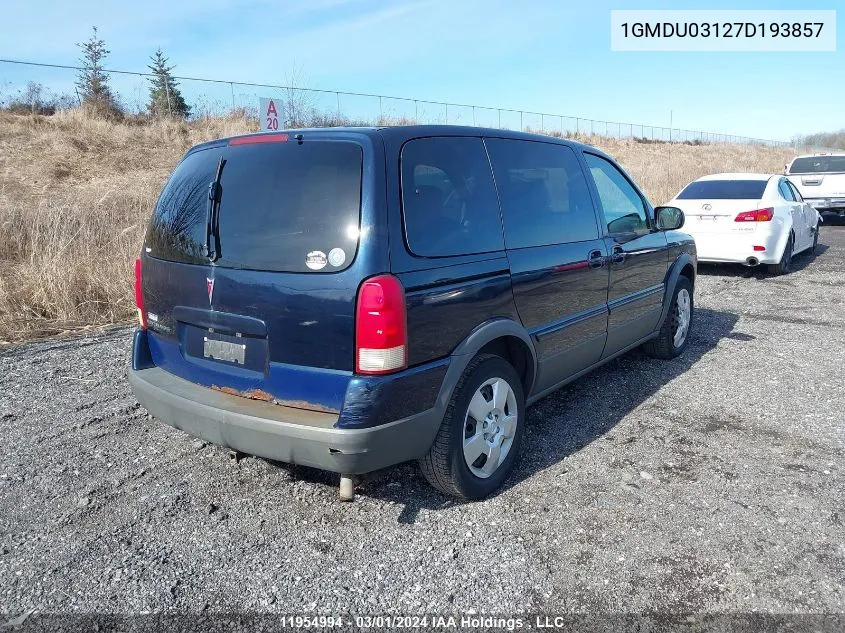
xmin=203 ymin=337 xmax=246 ymax=364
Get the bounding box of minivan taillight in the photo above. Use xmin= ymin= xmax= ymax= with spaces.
xmin=355 ymin=274 xmax=407 ymax=375
xmin=735 ymin=208 xmax=774 ymax=222
xmin=134 ymin=258 xmax=147 ymax=329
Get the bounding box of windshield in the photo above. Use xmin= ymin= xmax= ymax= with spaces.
xmin=146 ymin=140 xmax=362 ymax=273
xmin=677 ymin=179 xmax=767 ymax=200
xmin=788 ymin=156 xmax=845 ymax=174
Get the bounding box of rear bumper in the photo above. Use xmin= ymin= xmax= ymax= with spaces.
xmin=806 ymin=198 xmax=845 ymax=212
xmin=129 ymin=364 xmax=443 ymax=474
xmin=692 ymin=230 xmax=784 ymax=265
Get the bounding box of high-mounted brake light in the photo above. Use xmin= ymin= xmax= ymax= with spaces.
xmin=355 ymin=275 xmax=407 ymax=375
xmin=228 ymin=133 xmax=289 ymax=145
xmin=134 ymin=258 xmax=147 ymax=329
xmin=735 ymin=207 xmax=774 ymax=222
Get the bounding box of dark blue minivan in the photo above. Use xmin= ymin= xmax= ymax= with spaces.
xmin=129 ymin=125 xmax=696 ymax=499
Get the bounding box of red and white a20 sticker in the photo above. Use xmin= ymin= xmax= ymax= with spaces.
xmin=259 ymin=97 xmax=279 ymax=131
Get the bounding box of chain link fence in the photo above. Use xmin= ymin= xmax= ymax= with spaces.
xmin=1 ymin=58 xmax=794 ymax=147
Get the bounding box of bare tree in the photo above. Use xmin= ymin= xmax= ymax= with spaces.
xmin=280 ymin=64 xmax=316 ymax=128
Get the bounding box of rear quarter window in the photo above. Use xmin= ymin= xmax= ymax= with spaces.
xmin=146 ymin=140 xmax=362 ymax=273
xmin=400 ymin=137 xmax=504 ymax=257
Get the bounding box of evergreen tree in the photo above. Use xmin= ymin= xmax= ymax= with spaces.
xmin=75 ymin=26 xmax=119 ymax=114
xmin=147 ymin=49 xmax=190 ymax=119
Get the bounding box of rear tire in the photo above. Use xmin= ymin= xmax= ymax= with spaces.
xmin=768 ymin=233 xmax=794 ymax=275
xmin=643 ymin=276 xmax=693 ymax=360
xmin=419 ymin=354 xmax=525 ymax=500
xmin=811 ymin=225 xmax=819 ymax=255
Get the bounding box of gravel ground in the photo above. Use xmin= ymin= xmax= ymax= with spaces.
xmin=1 ymin=224 xmax=843 ymax=623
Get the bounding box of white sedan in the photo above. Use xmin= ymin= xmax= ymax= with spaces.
xmin=667 ymin=173 xmax=821 ymax=274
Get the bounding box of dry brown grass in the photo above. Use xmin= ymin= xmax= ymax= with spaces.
xmin=0 ymin=110 xmax=254 ymax=342
xmin=0 ymin=110 xmax=799 ymax=343
xmin=536 ymin=130 xmax=796 ymax=203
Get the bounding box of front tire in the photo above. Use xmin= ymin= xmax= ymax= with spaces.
xmin=768 ymin=233 xmax=794 ymax=275
xmin=643 ymin=276 xmax=693 ymax=360
xmin=419 ymin=355 xmax=525 ymax=500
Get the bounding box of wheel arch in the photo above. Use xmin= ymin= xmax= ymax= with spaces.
xmin=476 ymin=336 xmax=535 ymax=397
xmin=772 ymin=217 xmax=796 ymax=262
xmin=438 ymin=318 xmax=538 ymax=411
xmin=680 ymin=262 xmax=696 ymax=286
xmin=657 ymin=253 xmax=696 ymax=328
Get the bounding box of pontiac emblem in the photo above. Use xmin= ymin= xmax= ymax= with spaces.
xmin=206 ymin=277 xmax=215 ymax=305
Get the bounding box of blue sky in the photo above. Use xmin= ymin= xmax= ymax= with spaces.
xmin=0 ymin=0 xmax=841 ymax=140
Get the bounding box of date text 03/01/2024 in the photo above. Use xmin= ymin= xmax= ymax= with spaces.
xmin=352 ymin=615 xmax=527 ymax=629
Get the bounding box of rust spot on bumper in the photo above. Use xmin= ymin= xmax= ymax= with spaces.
xmin=210 ymin=385 xmax=339 ymax=414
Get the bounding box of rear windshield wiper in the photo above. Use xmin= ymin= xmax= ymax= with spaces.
xmin=205 ymin=156 xmax=227 ymax=262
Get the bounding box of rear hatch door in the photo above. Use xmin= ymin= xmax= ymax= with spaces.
xmin=140 ymin=133 xmax=370 ymax=412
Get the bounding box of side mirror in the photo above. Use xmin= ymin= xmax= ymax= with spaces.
xmin=655 ymin=206 xmax=685 ymax=231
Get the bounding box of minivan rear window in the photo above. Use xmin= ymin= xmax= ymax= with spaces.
xmin=146 ymin=140 xmax=362 ymax=273
xmin=677 ymin=180 xmax=767 ymax=200
xmin=788 ymin=155 xmax=845 ymax=174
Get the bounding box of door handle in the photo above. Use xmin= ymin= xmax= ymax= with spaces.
xmin=611 ymin=246 xmax=626 ymax=264
xmin=588 ymin=249 xmax=604 ymax=268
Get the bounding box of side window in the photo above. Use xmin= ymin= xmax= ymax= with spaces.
xmin=485 ymin=139 xmax=598 ymax=248
xmin=779 ymin=180 xmax=795 ymax=201
xmin=401 ymin=137 xmax=504 ymax=257
xmin=583 ymin=153 xmax=649 ymax=235
xmin=786 ymin=181 xmax=804 ymax=202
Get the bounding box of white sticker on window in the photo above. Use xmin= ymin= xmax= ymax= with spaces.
xmin=328 ymin=248 xmax=346 ymax=267
xmin=305 ymin=250 xmax=328 ymax=270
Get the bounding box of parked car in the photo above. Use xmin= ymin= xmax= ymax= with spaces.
xmin=667 ymin=173 xmax=820 ymax=275
xmin=785 ymin=153 xmax=845 ymax=216
xmin=129 ymin=126 xmax=696 ymax=500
